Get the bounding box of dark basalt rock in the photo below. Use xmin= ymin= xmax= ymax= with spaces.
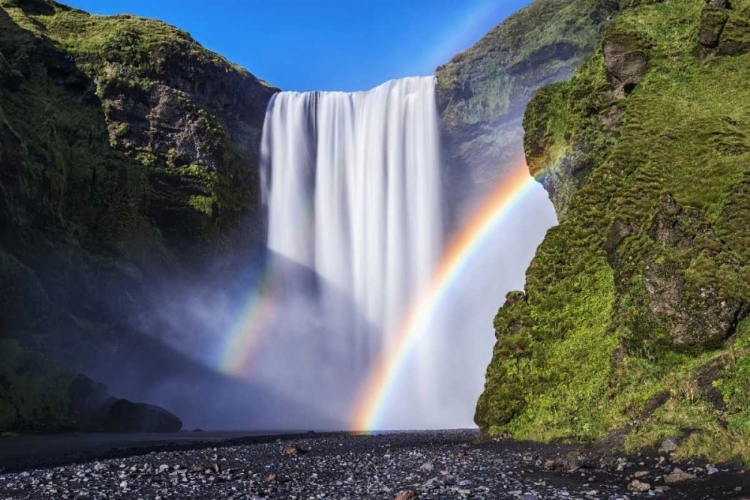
xmin=699 ymin=8 xmax=729 ymax=49
xmin=639 ymin=196 xmax=745 ymax=348
xmin=602 ymin=25 xmax=650 ymax=98
xmin=699 ymin=0 xmax=750 ymax=57
xmin=100 ymin=399 xmax=182 ymax=433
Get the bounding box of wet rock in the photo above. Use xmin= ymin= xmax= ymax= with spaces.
xmin=394 ymin=490 xmax=419 ymax=500
xmin=422 ymin=477 xmax=441 ymax=490
xmin=664 ymin=469 xmax=697 ymax=484
xmin=282 ymin=445 xmax=302 ymax=455
xmin=100 ymin=399 xmax=182 ymax=433
xmin=628 ymin=479 xmax=651 ymax=492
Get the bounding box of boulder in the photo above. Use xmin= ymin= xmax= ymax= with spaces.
xmin=394 ymin=490 xmax=419 ymax=500
xmin=699 ymin=8 xmax=729 ymax=48
xmin=603 ymin=26 xmax=650 ymax=98
xmin=100 ymin=399 xmax=182 ymax=433
xmin=628 ymin=480 xmax=651 ymax=492
xmin=664 ymin=470 xmax=697 ymax=484
xmin=658 ymin=438 xmax=679 ymax=453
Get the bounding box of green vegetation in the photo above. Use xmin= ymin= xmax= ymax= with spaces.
xmin=0 ymin=338 xmax=108 ymax=432
xmin=478 ymin=0 xmax=750 ymax=462
xmin=0 ymin=0 xmax=275 ymax=431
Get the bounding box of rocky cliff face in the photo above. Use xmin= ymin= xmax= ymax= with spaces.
xmin=478 ymin=0 xmax=750 ymax=462
xmin=0 ymin=0 xmax=276 ymax=431
xmin=435 ymin=0 xmax=622 ymax=217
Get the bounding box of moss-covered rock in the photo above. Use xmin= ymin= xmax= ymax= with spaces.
xmin=478 ymin=0 xmax=750 ymax=462
xmin=0 ymin=0 xmax=276 ymax=431
xmin=0 ymin=338 xmax=110 ymax=432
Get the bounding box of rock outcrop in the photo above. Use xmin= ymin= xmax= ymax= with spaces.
xmin=0 ymin=339 xmax=181 ymax=432
xmin=100 ymin=399 xmax=182 ymax=433
xmin=0 ymin=0 xmax=276 ymax=431
xmin=478 ymin=0 xmax=750 ymax=463
xmin=435 ymin=0 xmax=623 ymax=220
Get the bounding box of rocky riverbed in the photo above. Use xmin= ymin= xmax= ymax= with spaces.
xmin=0 ymin=430 xmax=748 ymax=499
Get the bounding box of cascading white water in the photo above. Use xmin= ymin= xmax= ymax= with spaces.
xmin=255 ymin=76 xmax=556 ymax=430
xmin=261 ymin=77 xmax=442 ymax=335
xmin=259 ymin=77 xmax=444 ymax=427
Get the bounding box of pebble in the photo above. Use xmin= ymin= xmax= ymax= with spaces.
xmin=0 ymin=430 xmax=747 ymax=499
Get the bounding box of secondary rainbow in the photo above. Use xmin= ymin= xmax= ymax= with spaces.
xmin=351 ymin=163 xmax=540 ymax=431
xmin=424 ymin=0 xmax=508 ymax=71
xmin=220 ymin=270 xmax=278 ymax=377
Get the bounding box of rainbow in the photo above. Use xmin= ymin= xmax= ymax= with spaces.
xmin=351 ymin=163 xmax=540 ymax=431
xmin=423 ymin=0 xmax=513 ymax=72
xmin=220 ymin=270 xmax=278 ymax=377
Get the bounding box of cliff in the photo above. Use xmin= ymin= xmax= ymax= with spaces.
xmin=435 ymin=0 xmax=622 ymax=214
xmin=0 ymin=0 xmax=276 ymax=431
xmin=478 ymin=0 xmax=750 ymax=462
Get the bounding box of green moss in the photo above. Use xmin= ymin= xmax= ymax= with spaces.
xmin=0 ymin=339 xmax=83 ymax=432
xmin=0 ymin=0 xmax=275 ymax=431
xmin=480 ymin=0 xmax=750 ymax=459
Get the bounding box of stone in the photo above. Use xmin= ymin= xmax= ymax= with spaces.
xmin=707 ymin=465 xmax=719 ymax=475
xmin=282 ymin=445 xmax=301 ymax=455
xmin=419 ymin=462 xmax=434 ymax=472
xmin=394 ymin=490 xmax=419 ymax=500
xmin=628 ymin=480 xmax=651 ymax=493
xmin=706 ymin=0 xmax=729 ymax=7
xmin=658 ymin=439 xmax=679 ymax=453
xmin=664 ymin=472 xmax=697 ymax=484
xmin=634 ymin=471 xmax=649 ymax=478
xmin=422 ymin=477 xmax=440 ymax=491
xmin=699 ymin=7 xmax=729 ymax=48
xmin=603 ymin=27 xmax=650 ymax=98
xmin=716 ymin=14 xmax=750 ymax=56
xmin=100 ymin=399 xmax=182 ymax=433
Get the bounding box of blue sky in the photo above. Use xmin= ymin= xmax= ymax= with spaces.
xmin=63 ymin=0 xmax=532 ymax=92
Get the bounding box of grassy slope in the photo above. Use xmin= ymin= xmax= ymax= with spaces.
xmin=478 ymin=0 xmax=750 ymax=462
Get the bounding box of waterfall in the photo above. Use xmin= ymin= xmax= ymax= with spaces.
xmin=258 ymin=77 xmax=444 ymax=427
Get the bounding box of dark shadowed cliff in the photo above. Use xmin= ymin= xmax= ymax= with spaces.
xmin=0 ymin=0 xmax=276 ymax=431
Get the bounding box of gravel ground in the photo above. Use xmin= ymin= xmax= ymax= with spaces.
xmin=1 ymin=430 xmax=748 ymax=499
